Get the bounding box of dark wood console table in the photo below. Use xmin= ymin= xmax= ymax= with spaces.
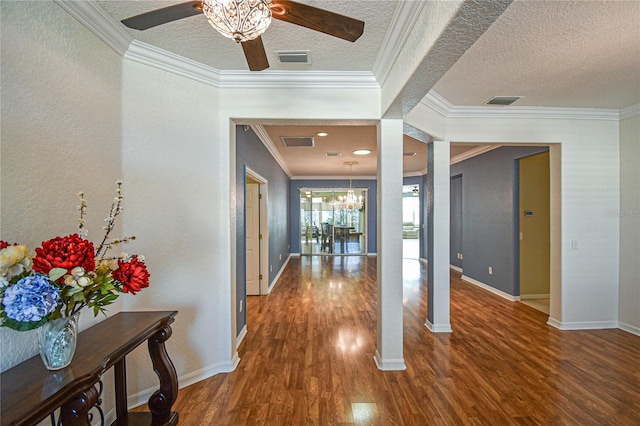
xmin=1 ymin=311 xmax=179 ymax=426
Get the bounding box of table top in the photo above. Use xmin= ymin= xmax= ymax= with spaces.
xmin=1 ymin=311 xmax=177 ymax=426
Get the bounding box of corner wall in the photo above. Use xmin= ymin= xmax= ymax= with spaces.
xmin=619 ymin=112 xmax=640 ymax=334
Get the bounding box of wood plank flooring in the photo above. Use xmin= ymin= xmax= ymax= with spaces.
xmin=163 ymin=256 xmax=640 ymax=425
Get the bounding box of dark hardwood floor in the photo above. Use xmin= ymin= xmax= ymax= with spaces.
xmin=166 ymin=256 xmax=640 ymax=425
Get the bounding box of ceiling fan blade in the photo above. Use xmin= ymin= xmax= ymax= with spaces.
xmin=270 ymin=0 xmax=364 ymax=42
xmin=121 ymin=1 xmax=203 ymax=30
xmin=242 ymin=36 xmax=270 ymax=71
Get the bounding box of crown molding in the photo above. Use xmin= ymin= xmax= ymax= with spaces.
xmin=372 ymin=0 xmax=427 ymax=86
xmin=250 ymin=125 xmax=292 ymax=178
xmin=218 ymin=70 xmax=379 ymax=89
xmin=620 ymin=103 xmax=640 ymax=120
xmin=422 ymin=91 xmax=621 ymax=121
xmin=450 ymin=145 xmax=502 ymax=165
xmin=125 ymin=40 xmax=222 ymax=87
xmin=292 ymin=176 xmax=377 ymax=181
xmin=54 ymin=0 xmax=132 ymax=56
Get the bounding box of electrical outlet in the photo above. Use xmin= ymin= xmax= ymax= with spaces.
xmin=488 ymin=266 xmax=493 ymax=275
xmin=270 ymin=265 xmax=273 ymax=272
xmin=239 ymin=300 xmax=243 ymax=312
xmin=460 ymin=253 xmax=463 ymax=260
xmin=279 ymin=254 xmax=282 ymax=260
xmin=571 ymin=240 xmax=578 ymax=250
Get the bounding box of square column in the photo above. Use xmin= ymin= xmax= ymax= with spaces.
xmin=426 ymin=141 xmax=452 ymax=332
xmin=374 ymin=119 xmax=406 ymax=370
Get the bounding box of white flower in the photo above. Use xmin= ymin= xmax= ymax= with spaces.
xmin=64 ymin=266 xmax=91 ymax=287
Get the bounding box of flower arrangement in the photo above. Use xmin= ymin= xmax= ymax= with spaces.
xmin=0 ymin=181 xmax=149 ymax=331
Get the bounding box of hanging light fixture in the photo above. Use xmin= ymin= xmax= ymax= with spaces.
xmin=202 ymin=0 xmax=272 ymax=43
xmin=336 ymin=161 xmax=363 ymax=212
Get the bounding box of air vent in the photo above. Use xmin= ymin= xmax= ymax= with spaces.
xmin=275 ymin=51 xmax=311 ymax=64
xmin=485 ymin=96 xmax=522 ymax=106
xmin=325 ymin=152 xmax=342 ymax=157
xmin=281 ymin=136 xmax=314 ymax=147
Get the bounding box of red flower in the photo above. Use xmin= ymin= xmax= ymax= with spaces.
xmin=112 ymin=256 xmax=150 ymax=295
xmin=0 ymin=241 xmax=10 ymax=250
xmin=33 ymin=234 xmax=96 ymax=275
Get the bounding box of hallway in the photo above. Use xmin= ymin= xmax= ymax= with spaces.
xmin=164 ymin=257 xmax=640 ymax=425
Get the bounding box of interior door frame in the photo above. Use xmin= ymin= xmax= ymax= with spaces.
xmin=246 ymin=167 xmax=269 ymax=295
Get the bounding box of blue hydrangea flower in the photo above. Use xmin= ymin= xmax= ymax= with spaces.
xmin=2 ymin=273 xmax=59 ymax=322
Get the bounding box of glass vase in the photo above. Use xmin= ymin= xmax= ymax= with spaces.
xmin=38 ymin=313 xmax=79 ymax=370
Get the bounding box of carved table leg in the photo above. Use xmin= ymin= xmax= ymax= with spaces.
xmin=147 ymin=325 xmax=178 ymax=423
xmin=60 ymin=384 xmax=100 ymax=425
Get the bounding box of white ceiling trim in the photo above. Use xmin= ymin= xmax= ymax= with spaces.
xmin=450 ymin=145 xmax=502 ymax=165
xmin=620 ymin=104 xmax=640 ymax=120
xmin=372 ymin=0 xmax=427 ymax=86
xmin=250 ymin=125 xmax=292 ymax=178
xmin=292 ymin=176 xmax=377 ymax=181
xmin=55 ymin=0 xmax=131 ymax=56
xmin=217 ymin=70 xmax=379 ymax=89
xmin=423 ymin=91 xmax=621 ymax=121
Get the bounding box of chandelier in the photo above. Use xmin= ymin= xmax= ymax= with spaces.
xmin=336 ymin=161 xmax=363 ymax=212
xmin=202 ymin=0 xmax=272 ymax=43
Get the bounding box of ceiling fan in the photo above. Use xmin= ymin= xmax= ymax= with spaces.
xmin=120 ymin=0 xmax=365 ymax=71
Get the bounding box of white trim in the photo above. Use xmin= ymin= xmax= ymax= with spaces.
xmin=129 ymin=355 xmax=240 ymax=409
xmin=372 ymin=0 xmax=427 ymax=86
xmin=268 ymin=254 xmax=292 ymax=293
xmin=367 ymin=253 xmax=378 ymax=257
xmin=373 ymin=350 xmax=407 ymax=371
xmin=54 ymin=0 xmax=132 ymax=56
xmin=403 ymin=169 xmax=428 ymax=178
xmin=218 ymin=70 xmax=379 ymax=89
xmin=618 ymin=322 xmax=640 ymax=337
xmin=449 ymin=264 xmax=462 ymax=273
xmin=547 ymin=319 xmax=619 ymax=331
xmin=419 ymin=257 xmax=428 ymax=264
xmin=236 ymin=324 xmax=248 ymax=349
xmin=422 ymin=91 xmax=622 ymax=121
xmin=620 ymin=103 xmax=640 ymax=120
xmin=250 ymin=125 xmax=292 ymax=178
xmin=424 ymin=319 xmax=452 ymax=333
xmin=520 ymin=293 xmax=550 ymax=300
xmin=461 ymin=275 xmax=520 ymax=302
xmin=125 ymin=40 xmax=222 ymax=87
xmin=291 ymin=175 xmax=378 ymax=180
xmin=450 ymin=145 xmax=502 ymax=165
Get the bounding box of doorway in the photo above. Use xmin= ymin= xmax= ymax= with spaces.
xmin=518 ymin=152 xmax=550 ymax=314
xmin=246 ymin=168 xmax=269 ymax=295
xmin=402 ymin=185 xmax=420 ymax=259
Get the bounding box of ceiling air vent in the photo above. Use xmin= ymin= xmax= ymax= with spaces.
xmin=485 ymin=96 xmax=522 ymax=106
xmin=275 ymin=51 xmax=311 ymax=64
xmin=325 ymin=152 xmax=342 ymax=157
xmin=281 ymin=136 xmax=314 ymax=147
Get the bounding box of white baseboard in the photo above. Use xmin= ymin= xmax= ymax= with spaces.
xmin=373 ymin=350 xmax=406 ymax=371
xmin=419 ymin=257 xmax=428 ymax=264
xmin=367 ymin=253 xmax=377 ymax=257
xmin=461 ymin=275 xmax=520 ymax=302
xmin=267 ymin=254 xmax=291 ymax=293
xmin=425 ymin=319 xmax=452 ymax=333
xmin=520 ymin=293 xmax=550 ymax=300
xmin=449 ymin=264 xmax=462 ymax=273
xmin=236 ymin=324 xmax=247 ymax=349
xmin=291 ymin=252 xmax=301 ymax=257
xmin=547 ymin=318 xmax=619 ymax=331
xmin=619 ymin=321 xmax=640 ymax=337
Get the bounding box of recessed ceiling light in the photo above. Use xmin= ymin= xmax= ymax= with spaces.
xmin=316 ymin=132 xmax=329 ymax=137
xmin=353 ymin=149 xmax=372 ymax=155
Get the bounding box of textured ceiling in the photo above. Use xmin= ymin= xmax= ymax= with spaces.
xmin=97 ymin=0 xmax=396 ymax=72
xmin=433 ymin=0 xmax=640 ymax=109
xmin=92 ymin=0 xmax=640 ymax=177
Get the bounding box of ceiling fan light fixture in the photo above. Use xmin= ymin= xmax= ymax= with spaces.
xmin=202 ymin=0 xmax=272 ymax=43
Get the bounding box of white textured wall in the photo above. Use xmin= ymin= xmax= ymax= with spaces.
xmin=407 ymin=102 xmax=621 ymax=328
xmin=619 ymin=113 xmax=640 ymax=333
xmin=0 ymin=0 xmax=123 ymax=371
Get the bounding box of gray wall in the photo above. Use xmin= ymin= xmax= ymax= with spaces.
xmin=290 ymin=179 xmax=377 ymax=254
xmin=450 ymin=146 xmax=548 ymax=296
xmin=236 ymin=126 xmax=290 ymax=333
xmin=450 ymin=175 xmax=463 ymax=268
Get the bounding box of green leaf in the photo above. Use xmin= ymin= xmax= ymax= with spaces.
xmin=48 ymin=268 xmax=67 ymax=282
xmin=0 ymin=313 xmax=49 ymax=332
